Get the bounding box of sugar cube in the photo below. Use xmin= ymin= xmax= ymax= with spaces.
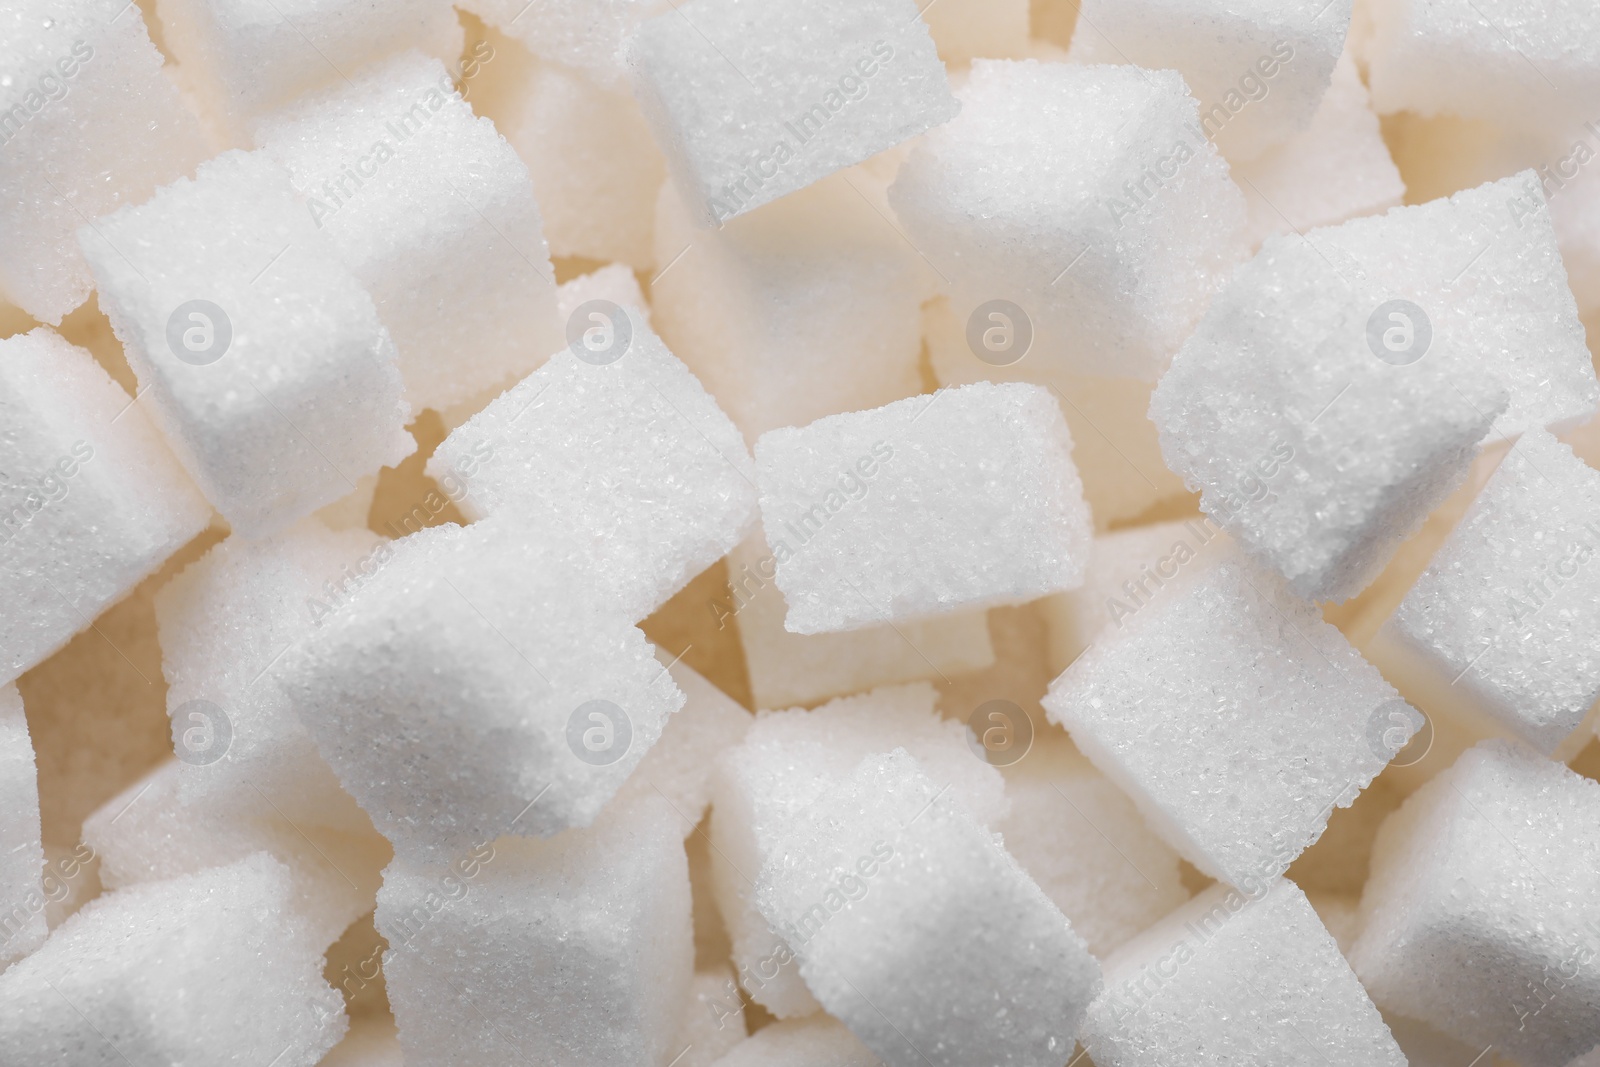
xmin=0 ymin=683 xmax=47 ymax=965
xmin=80 ymin=148 xmax=415 ymax=538
xmin=557 ymin=262 xmax=648 ymax=321
xmin=1351 ymin=741 xmax=1600 ymax=1066
xmin=462 ymin=0 xmax=662 ymax=88
xmin=626 ymin=0 xmax=957 ymax=226
xmin=1080 ymin=878 xmax=1406 ymax=1066
xmin=755 ymin=381 xmax=1090 ymax=634
xmin=1 ymin=327 xmax=211 ymax=685
xmin=706 ymin=1015 xmax=882 ymax=1067
xmin=889 ymin=60 xmax=1250 ymax=380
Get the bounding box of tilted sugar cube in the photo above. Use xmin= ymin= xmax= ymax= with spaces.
xmin=889 ymin=60 xmax=1249 ymax=380
xmin=755 ymin=381 xmax=1091 ymax=634
xmin=0 ymin=0 xmax=207 ymax=324
xmin=1 ymin=327 xmax=211 ymax=685
xmin=706 ymin=1015 xmax=881 ymax=1067
xmin=627 ymin=0 xmax=957 ymax=226
xmin=1081 ymin=878 xmax=1406 ymax=1066
xmin=80 ymin=148 xmax=415 ymax=538
xmin=462 ymin=0 xmax=663 ymax=88
xmin=669 ymin=966 xmax=748 ymax=1067
xmin=378 ymin=796 xmax=693 ymax=1067
xmin=1351 ymin=741 xmax=1600 ymax=1066
xmin=1044 ymin=546 xmax=1418 ymax=887
xmin=0 ymin=683 xmax=47 ymax=965
xmin=755 ymin=749 xmax=1100 ymax=1066
xmin=254 ymin=51 xmax=561 ymax=414
xmin=0 ymin=853 xmax=347 ymax=1066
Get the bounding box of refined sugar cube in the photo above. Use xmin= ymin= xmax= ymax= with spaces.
xmin=1044 ymin=546 xmax=1418 ymax=887
xmin=1 ymin=327 xmax=211 ymax=685
xmin=1081 ymin=878 xmax=1406 ymax=1066
xmin=0 ymin=683 xmax=47 ymax=965
xmin=889 ymin=60 xmax=1250 ymax=380
xmin=255 ymin=51 xmax=561 ymax=414
xmin=755 ymin=381 xmax=1091 ymax=634
xmin=1351 ymin=741 xmax=1600 ymax=1066
xmin=755 ymin=749 xmax=1100 ymax=1066
xmin=462 ymin=0 xmax=662 ymax=88
xmin=80 ymin=148 xmax=415 ymax=538
xmin=556 ymin=262 xmax=648 ymax=322
xmin=706 ymin=1014 xmax=881 ymax=1066
xmin=627 ymin=0 xmax=957 ymax=226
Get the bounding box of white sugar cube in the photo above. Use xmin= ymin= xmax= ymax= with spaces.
xmin=889 ymin=60 xmax=1249 ymax=380
xmin=669 ymin=967 xmax=748 ymax=1067
xmin=627 ymin=0 xmax=957 ymax=226
xmin=707 ymin=1015 xmax=881 ymax=1067
xmin=1 ymin=328 xmax=211 ymax=685
xmin=755 ymin=749 xmax=1100 ymax=1066
xmin=254 ymin=51 xmax=561 ymax=414
xmin=0 ymin=853 xmax=347 ymax=1065
xmin=80 ymin=149 xmax=415 ymax=538
xmin=1044 ymin=546 xmax=1417 ymax=887
xmin=0 ymin=0 xmax=207 ymax=324
xmin=462 ymin=0 xmax=662 ymax=88
xmin=755 ymin=382 xmax=1091 ymax=634
xmin=557 ymin=262 xmax=648 ymax=321
xmin=1351 ymin=741 xmax=1600 ymax=1066
xmin=1081 ymin=878 xmax=1405 ymax=1066
xmin=379 ymin=797 xmax=693 ymax=1067
xmin=0 ymin=683 xmax=47 ymax=966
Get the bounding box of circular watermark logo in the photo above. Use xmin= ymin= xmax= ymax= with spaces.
xmin=966 ymin=300 xmax=1032 ymax=367
xmin=1366 ymin=299 xmax=1431 ymax=366
xmin=567 ymin=699 xmax=633 ymax=766
xmin=965 ymin=699 xmax=1034 ymax=767
xmin=1365 ymin=698 xmax=1432 ymax=768
xmin=166 ymin=300 xmax=232 ymax=366
xmin=566 ymin=299 xmax=632 ymax=366
xmin=172 ymin=698 xmax=232 ymax=766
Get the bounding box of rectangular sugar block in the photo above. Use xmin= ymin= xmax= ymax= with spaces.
xmin=1351 ymin=741 xmax=1600 ymax=1066
xmin=755 ymin=381 xmax=1091 ymax=634
xmin=80 ymin=149 xmax=414 ymax=538
xmin=1 ymin=327 xmax=211 ymax=684
xmin=1044 ymin=545 xmax=1418 ymax=887
xmin=706 ymin=1015 xmax=881 ymax=1067
xmin=627 ymin=0 xmax=957 ymax=226
xmin=1081 ymin=879 xmax=1406 ymax=1066
xmin=755 ymin=749 xmax=1100 ymax=1066
xmin=255 ymin=51 xmax=561 ymax=414
xmin=0 ymin=683 xmax=47 ymax=965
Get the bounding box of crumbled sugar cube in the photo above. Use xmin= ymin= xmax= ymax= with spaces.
xmin=0 ymin=853 xmax=347 ymax=1066
xmin=0 ymin=0 xmax=207 ymax=324
xmin=652 ymin=173 xmax=928 ymax=442
xmin=462 ymin=0 xmax=663 ymax=88
xmin=0 ymin=683 xmax=47 ymax=965
xmin=0 ymin=327 xmax=211 ymax=685
xmin=725 ymin=527 xmax=995 ymax=711
xmin=706 ymin=1015 xmax=882 ymax=1067
xmin=710 ymin=683 xmax=1007 ymax=1017
xmin=557 ymin=263 xmax=648 ymax=323
xmin=1080 ymin=878 xmax=1406 ymax=1066
xmin=1352 ymin=741 xmax=1600 ymax=1066
xmin=889 ymin=60 xmax=1250 ymax=380
xmin=755 ymin=381 xmax=1091 ymax=634
xmin=920 ymin=0 xmax=1030 ymax=64
xmin=1066 ymin=0 xmax=1352 ymax=162
xmin=669 ymin=966 xmax=747 ymax=1067
xmin=1043 ymin=546 xmax=1418 ymax=887
xmin=378 ymin=796 xmax=693 ymax=1067
xmin=283 ymin=521 xmax=684 ymax=866
xmin=80 ymin=148 xmax=415 ymax=538
xmin=626 ymin=0 xmax=957 ymax=226
xmin=755 ymin=749 xmax=1100 ymax=1066
xmin=254 ymin=51 xmax=560 ymax=414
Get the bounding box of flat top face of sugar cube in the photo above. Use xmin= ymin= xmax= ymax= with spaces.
xmin=1392 ymin=431 xmax=1600 ymax=753
xmin=0 ymin=682 xmax=47 ymax=965
xmin=1044 ymin=546 xmax=1415 ymax=887
xmin=626 ymin=0 xmax=957 ymax=225
xmin=755 ymin=381 xmax=1091 ymax=634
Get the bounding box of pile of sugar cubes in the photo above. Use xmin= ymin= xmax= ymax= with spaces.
xmin=7 ymin=0 xmax=1600 ymax=1062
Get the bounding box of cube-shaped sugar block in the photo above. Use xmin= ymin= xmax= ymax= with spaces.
xmin=0 ymin=853 xmax=346 ymax=1066
xmin=378 ymin=797 xmax=693 ymax=1067
xmin=557 ymin=262 xmax=647 ymax=322
xmin=0 ymin=0 xmax=206 ymax=323
xmin=710 ymin=683 xmax=1007 ymax=1018
xmin=426 ymin=303 xmax=756 ymax=623
xmin=1043 ymin=546 xmax=1418 ymax=887
xmin=1351 ymin=741 xmax=1600 ymax=1066
xmin=889 ymin=60 xmax=1249 ymax=380
xmin=0 ymin=684 xmax=46 ymax=965
xmin=627 ymin=0 xmax=957 ymax=226
xmin=707 ymin=1015 xmax=881 ymax=1067
xmin=1081 ymin=878 xmax=1406 ymax=1066
xmin=255 ymin=51 xmax=561 ymax=413
xmin=80 ymin=149 xmax=414 ymax=538
xmin=1067 ymin=0 xmax=1352 ymax=161
xmin=283 ymin=521 xmax=683 ymax=866
xmin=1385 ymin=431 xmax=1600 ymax=754
xmin=1 ymin=328 xmax=211 ymax=684
xmin=756 ymin=749 xmax=1100 ymax=1066
xmin=463 ymin=0 xmax=663 ymax=88
xmin=755 ymin=381 xmax=1090 ymax=634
